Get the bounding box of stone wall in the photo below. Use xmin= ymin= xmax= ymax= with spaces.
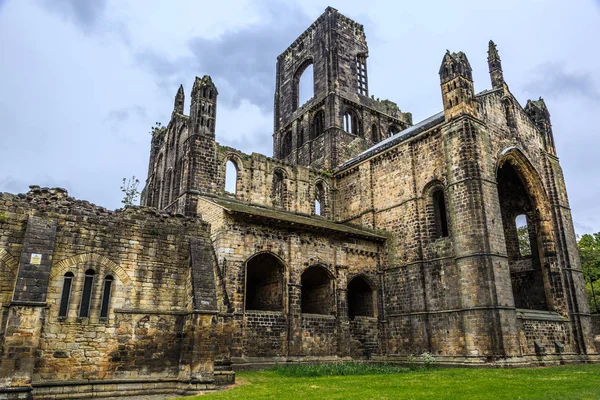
xmin=592 ymin=314 xmax=600 ymax=353
xmin=0 ymin=187 xmax=229 ymax=398
xmin=196 ymin=197 xmax=384 ymax=364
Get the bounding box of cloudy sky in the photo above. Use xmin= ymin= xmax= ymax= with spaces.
xmin=0 ymin=0 xmax=599 ymax=234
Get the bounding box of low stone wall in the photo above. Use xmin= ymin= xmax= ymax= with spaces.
xmin=243 ymin=311 xmax=287 ymax=357
xmin=301 ymin=314 xmax=337 ymax=356
xmin=349 ymin=316 xmax=379 ymax=358
xmin=592 ymin=314 xmax=600 ymax=353
xmin=516 ymin=309 xmax=571 ymax=356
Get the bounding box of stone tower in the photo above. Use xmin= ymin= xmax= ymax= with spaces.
xmin=439 ymin=50 xmax=476 ymax=120
xmin=525 ymin=97 xmax=557 ymax=156
xmin=141 ymin=75 xmax=220 ymax=215
xmin=273 ymin=6 xmax=412 ymax=170
xmin=174 ymin=84 xmax=185 ymax=115
xmin=487 ymin=40 xmax=504 ymax=89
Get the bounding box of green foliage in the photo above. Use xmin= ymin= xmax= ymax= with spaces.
xmin=517 ymin=225 xmax=532 ymax=256
xmin=269 ymin=362 xmax=410 ymax=377
xmin=150 ymin=121 xmax=165 ymax=136
xmin=577 ymin=233 xmax=600 ymax=313
xmin=120 ymin=176 xmax=140 ymax=207
xmin=180 ymin=365 xmax=600 ymax=400
xmin=0 ymin=211 xmax=8 ymax=224
xmin=420 ymin=351 xmax=435 ymax=368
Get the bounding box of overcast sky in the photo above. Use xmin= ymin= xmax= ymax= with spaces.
xmin=0 ymin=0 xmax=599 ymax=234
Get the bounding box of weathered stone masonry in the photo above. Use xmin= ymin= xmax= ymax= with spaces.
xmin=0 ymin=188 xmax=233 ymax=399
xmin=1 ymin=5 xmax=598 ymax=400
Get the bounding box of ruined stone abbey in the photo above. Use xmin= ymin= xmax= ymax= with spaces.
xmin=1 ymin=7 xmax=598 ymax=399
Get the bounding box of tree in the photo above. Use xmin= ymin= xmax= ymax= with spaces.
xmin=577 ymin=233 xmax=600 ymax=313
xmin=517 ymin=225 xmax=531 ymax=256
xmin=120 ymin=176 xmax=140 ymax=206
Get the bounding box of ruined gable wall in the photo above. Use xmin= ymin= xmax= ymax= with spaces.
xmin=0 ymin=188 xmax=218 ymax=389
xmin=143 ymin=114 xmax=190 ymax=210
xmin=214 ymin=145 xmax=333 ymax=217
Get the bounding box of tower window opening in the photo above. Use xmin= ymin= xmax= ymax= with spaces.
xmin=297 ymin=128 xmax=304 ymax=148
xmin=298 ymin=63 xmax=314 ymax=107
xmin=356 ymin=55 xmax=368 ymax=96
xmin=311 ymin=110 xmax=324 ymax=139
xmin=388 ymin=125 xmax=400 ymax=137
xmin=272 ymin=169 xmax=286 ymax=209
xmin=314 ymin=182 xmax=325 ymax=216
xmin=371 ymin=124 xmax=379 ymax=142
xmin=432 ymin=188 xmax=449 ymax=238
xmin=343 ymin=110 xmax=360 ymax=136
xmin=225 ymin=160 xmax=238 ymax=194
xmin=282 ymin=131 xmax=292 ymax=158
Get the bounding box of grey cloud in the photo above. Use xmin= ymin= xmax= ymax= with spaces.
xmin=219 ymin=131 xmax=273 ymax=157
xmin=136 ymin=1 xmax=312 ymax=111
xmin=524 ymin=63 xmax=600 ymax=102
xmin=39 ymin=0 xmax=107 ymax=32
xmin=104 ymin=105 xmax=147 ymax=125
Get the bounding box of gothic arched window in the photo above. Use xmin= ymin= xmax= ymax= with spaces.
xmin=58 ymin=272 xmax=74 ymax=318
xmin=99 ymin=275 xmax=113 ymax=320
xmin=311 ymin=110 xmax=325 ymax=140
xmin=79 ymin=269 xmax=95 ymax=318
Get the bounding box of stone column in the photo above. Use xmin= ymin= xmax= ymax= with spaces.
xmin=443 ymin=118 xmax=520 ymax=359
xmin=287 ymin=283 xmax=303 ymax=357
xmin=0 ymin=216 xmax=57 ymax=397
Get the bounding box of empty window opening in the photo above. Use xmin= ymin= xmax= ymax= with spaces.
xmin=311 ymin=110 xmax=325 ymax=139
xmin=343 ymin=110 xmax=360 ymax=136
xmin=388 ymin=125 xmax=400 ymax=137
xmin=165 ymin=170 xmax=172 ymax=205
xmin=497 ymin=161 xmax=547 ymax=310
xmin=79 ymin=269 xmax=95 ymax=318
xmin=314 ymin=182 xmax=325 ymax=216
xmin=301 ymin=266 xmax=333 ymax=315
xmin=371 ymin=124 xmax=379 ymax=142
xmin=100 ymin=276 xmax=113 ymax=320
xmin=245 ymin=253 xmax=284 ymax=311
xmin=58 ymin=272 xmax=74 ymax=318
xmin=281 ymin=132 xmax=292 ymax=158
xmin=515 ymin=214 xmax=531 ymax=257
xmin=225 ymin=160 xmax=238 ymax=194
xmin=348 ymin=276 xmax=375 ymax=319
xmin=356 ymin=55 xmax=368 ymax=96
xmin=432 ymin=189 xmax=449 ymax=238
xmin=504 ymin=100 xmax=516 ymax=129
xmin=315 ymin=199 xmax=321 ymax=216
xmin=272 ymin=169 xmax=286 ymax=208
xmin=297 ymin=128 xmax=304 ymax=148
xmin=299 ymin=64 xmax=314 ymax=107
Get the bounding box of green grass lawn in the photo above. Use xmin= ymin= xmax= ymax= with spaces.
xmin=180 ymin=364 xmax=600 ymax=400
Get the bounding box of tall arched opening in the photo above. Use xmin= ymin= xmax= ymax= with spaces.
xmin=301 ymin=265 xmax=334 ymax=315
xmin=497 ymin=154 xmax=552 ymax=311
xmin=245 ymin=253 xmax=285 ymax=312
xmin=348 ymin=275 xmax=376 ymax=319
